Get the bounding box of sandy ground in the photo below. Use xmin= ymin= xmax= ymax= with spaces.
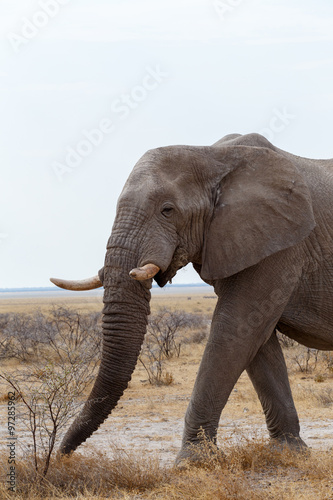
xmin=1 ymin=289 xmax=332 ymax=468
xmin=1 ymin=380 xmax=332 ymax=467
xmin=77 ymin=400 xmax=333 ymax=466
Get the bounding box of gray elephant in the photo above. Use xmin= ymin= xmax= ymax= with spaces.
xmin=51 ymin=133 xmax=333 ymax=463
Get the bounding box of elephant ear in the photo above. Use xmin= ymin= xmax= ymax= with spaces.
xmin=201 ymin=147 xmax=315 ymax=281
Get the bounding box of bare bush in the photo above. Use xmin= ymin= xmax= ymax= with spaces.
xmin=139 ymin=341 xmax=174 ymax=386
xmin=321 ymin=352 xmax=333 ymax=374
xmin=47 ymin=307 xmax=102 ymax=366
xmin=0 ymin=307 xmax=102 ymax=478
xmin=0 ymin=307 xmax=102 ymax=364
xmin=290 ymin=347 xmax=320 ymax=373
xmin=147 ymin=308 xmax=208 ymax=358
xmin=0 ymin=313 xmax=9 ymax=331
xmin=0 ymin=321 xmax=101 ymax=478
xmin=0 ymin=313 xmax=47 ymax=361
xmin=139 ymin=309 xmax=207 ymax=385
xmin=0 ymin=313 xmax=15 ymax=359
xmin=0 ymin=362 xmax=94 ymax=477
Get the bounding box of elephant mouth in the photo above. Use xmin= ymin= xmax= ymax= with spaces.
xmin=154 ymin=246 xmax=189 ymax=287
xmin=154 ymin=269 xmax=174 ymax=287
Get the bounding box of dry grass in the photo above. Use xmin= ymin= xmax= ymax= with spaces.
xmin=0 ymin=439 xmax=333 ymax=499
xmin=161 ymin=445 xmax=333 ymax=500
xmin=0 ymin=447 xmax=169 ymax=499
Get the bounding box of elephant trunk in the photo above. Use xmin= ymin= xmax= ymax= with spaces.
xmin=59 ymin=243 xmax=151 ymax=455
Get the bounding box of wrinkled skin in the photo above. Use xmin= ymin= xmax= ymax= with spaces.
xmin=58 ymin=133 xmax=333 ymax=463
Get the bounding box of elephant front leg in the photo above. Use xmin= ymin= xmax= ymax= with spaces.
xmin=246 ymin=330 xmax=307 ymax=450
xmin=176 ymin=256 xmax=303 ymax=465
xmin=176 ymin=302 xmax=280 ymax=464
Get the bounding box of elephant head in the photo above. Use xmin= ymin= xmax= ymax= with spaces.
xmin=52 ymin=137 xmax=314 ymax=455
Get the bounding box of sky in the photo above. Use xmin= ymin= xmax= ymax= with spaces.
xmin=1 ymin=0 xmax=333 ymax=288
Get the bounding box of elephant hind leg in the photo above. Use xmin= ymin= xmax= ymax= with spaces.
xmin=246 ymin=331 xmax=307 ymax=450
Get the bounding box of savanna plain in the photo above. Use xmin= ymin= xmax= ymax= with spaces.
xmin=0 ymin=288 xmax=333 ymax=499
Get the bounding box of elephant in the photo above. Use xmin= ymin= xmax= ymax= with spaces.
xmin=51 ymin=132 xmax=333 ymax=463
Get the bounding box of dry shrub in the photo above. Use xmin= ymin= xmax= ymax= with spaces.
xmin=139 ymin=308 xmax=208 ymax=386
xmin=147 ymin=308 xmax=205 ymax=359
xmin=0 ymin=307 xmax=102 ymax=364
xmin=0 ymin=448 xmax=169 ymax=498
xmin=284 ymin=345 xmax=333 ymax=379
xmin=321 ymin=352 xmax=333 ymax=374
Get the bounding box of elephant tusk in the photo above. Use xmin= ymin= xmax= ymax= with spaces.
xmin=129 ymin=263 xmax=160 ymax=281
xmin=50 ymin=275 xmax=103 ymax=291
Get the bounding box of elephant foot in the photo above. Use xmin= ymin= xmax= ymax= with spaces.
xmin=175 ymin=441 xmax=225 ymax=469
xmin=270 ymin=434 xmax=309 ymax=454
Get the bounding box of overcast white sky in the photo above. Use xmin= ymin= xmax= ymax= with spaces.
xmin=1 ymin=0 xmax=333 ymax=287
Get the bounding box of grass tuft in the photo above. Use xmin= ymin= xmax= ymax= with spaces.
xmin=1 ymin=439 xmax=333 ymax=499
xmin=0 ymin=448 xmax=169 ymax=498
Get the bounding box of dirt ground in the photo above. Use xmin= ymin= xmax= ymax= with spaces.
xmin=0 ymin=288 xmax=333 ymax=468
xmin=76 ymin=393 xmax=333 ymax=467
xmin=65 ymin=351 xmax=333 ymax=466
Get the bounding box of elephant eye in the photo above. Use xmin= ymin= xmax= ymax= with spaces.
xmin=161 ymin=206 xmax=174 ymax=218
